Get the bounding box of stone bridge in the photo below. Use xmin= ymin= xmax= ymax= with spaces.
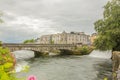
xmin=2 ymin=43 xmax=76 ymax=57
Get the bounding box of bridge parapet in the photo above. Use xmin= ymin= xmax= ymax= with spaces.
xmin=2 ymin=43 xmax=76 ymax=52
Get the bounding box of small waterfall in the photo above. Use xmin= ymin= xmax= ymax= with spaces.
xmin=89 ymin=50 xmax=112 ymax=59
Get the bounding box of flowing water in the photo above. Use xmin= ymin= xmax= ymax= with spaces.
xmin=13 ymin=50 xmax=112 ymax=80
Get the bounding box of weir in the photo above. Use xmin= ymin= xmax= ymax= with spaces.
xmin=89 ymin=50 xmax=112 ymax=59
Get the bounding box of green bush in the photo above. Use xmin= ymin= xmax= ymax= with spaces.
xmin=23 ymin=39 xmax=35 ymax=44
xmin=76 ymin=46 xmax=94 ymax=55
xmin=0 ymin=47 xmax=19 ymax=80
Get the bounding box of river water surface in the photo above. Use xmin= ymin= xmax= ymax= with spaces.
xmin=14 ymin=50 xmax=112 ymax=80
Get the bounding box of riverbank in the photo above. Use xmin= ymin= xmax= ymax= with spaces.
xmin=112 ymin=51 xmax=120 ymax=80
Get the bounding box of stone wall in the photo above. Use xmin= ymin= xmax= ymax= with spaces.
xmin=112 ymin=51 xmax=120 ymax=80
xmin=2 ymin=43 xmax=76 ymax=52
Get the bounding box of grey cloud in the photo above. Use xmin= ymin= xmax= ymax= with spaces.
xmin=0 ymin=0 xmax=109 ymax=42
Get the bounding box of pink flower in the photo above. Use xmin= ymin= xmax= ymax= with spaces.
xmin=27 ymin=75 xmax=37 ymax=80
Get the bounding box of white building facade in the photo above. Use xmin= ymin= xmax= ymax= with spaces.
xmin=35 ymin=31 xmax=90 ymax=45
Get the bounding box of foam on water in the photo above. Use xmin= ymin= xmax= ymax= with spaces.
xmin=13 ymin=50 xmax=34 ymax=72
xmin=89 ymin=50 xmax=112 ymax=59
xmin=13 ymin=50 xmax=34 ymax=60
xmin=15 ymin=61 xmax=28 ymax=72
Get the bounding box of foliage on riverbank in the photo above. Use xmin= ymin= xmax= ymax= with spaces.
xmin=74 ymin=46 xmax=94 ymax=55
xmin=23 ymin=39 xmax=35 ymax=44
xmin=36 ymin=46 xmax=94 ymax=57
xmin=0 ymin=47 xmax=18 ymax=80
xmin=58 ymin=46 xmax=94 ymax=56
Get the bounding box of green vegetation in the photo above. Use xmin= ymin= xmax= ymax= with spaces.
xmin=23 ymin=39 xmax=35 ymax=44
xmin=50 ymin=40 xmax=54 ymax=44
xmin=75 ymin=46 xmax=94 ymax=55
xmin=94 ymin=0 xmax=120 ymax=51
xmin=0 ymin=47 xmax=26 ymax=80
xmin=59 ymin=46 xmax=94 ymax=55
xmin=104 ymin=77 xmax=108 ymax=80
xmin=0 ymin=47 xmax=18 ymax=80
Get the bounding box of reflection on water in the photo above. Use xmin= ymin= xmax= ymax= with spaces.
xmin=16 ymin=55 xmax=112 ymax=80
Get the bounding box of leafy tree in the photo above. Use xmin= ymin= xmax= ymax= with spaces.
xmin=94 ymin=0 xmax=120 ymax=51
xmin=23 ymin=39 xmax=35 ymax=44
xmin=76 ymin=46 xmax=94 ymax=55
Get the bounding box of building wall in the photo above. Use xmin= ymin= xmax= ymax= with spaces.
xmin=90 ymin=33 xmax=97 ymax=44
xmin=36 ymin=35 xmax=52 ymax=44
xmin=36 ymin=31 xmax=90 ymax=45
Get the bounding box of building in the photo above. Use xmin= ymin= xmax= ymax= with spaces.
xmin=90 ymin=33 xmax=97 ymax=44
xmin=35 ymin=31 xmax=91 ymax=45
xmin=35 ymin=35 xmax=52 ymax=44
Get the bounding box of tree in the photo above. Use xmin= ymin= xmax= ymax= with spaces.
xmin=94 ymin=0 xmax=120 ymax=51
xmin=23 ymin=39 xmax=35 ymax=44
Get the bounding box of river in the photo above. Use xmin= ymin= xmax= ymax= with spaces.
xmin=13 ymin=50 xmax=112 ymax=80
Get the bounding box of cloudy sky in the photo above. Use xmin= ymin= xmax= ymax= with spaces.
xmin=0 ymin=0 xmax=109 ymax=43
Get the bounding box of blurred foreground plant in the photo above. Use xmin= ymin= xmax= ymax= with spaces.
xmin=0 ymin=47 xmax=24 ymax=80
